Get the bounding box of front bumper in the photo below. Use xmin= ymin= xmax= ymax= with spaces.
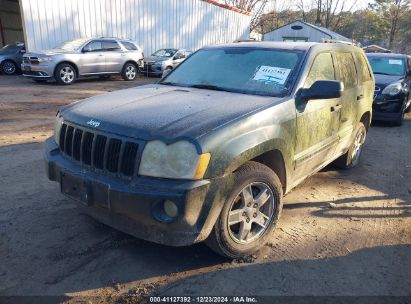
xmin=372 ymin=94 xmax=407 ymax=121
xmin=141 ymin=63 xmax=163 ymax=76
xmin=21 ymin=62 xmax=54 ymax=79
xmin=44 ymin=137 xmax=228 ymax=246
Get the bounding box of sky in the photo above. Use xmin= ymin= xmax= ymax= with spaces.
xmin=265 ymin=0 xmax=373 ymax=12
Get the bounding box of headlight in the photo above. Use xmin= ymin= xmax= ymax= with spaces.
xmin=37 ymin=57 xmax=53 ymax=63
xmin=139 ymin=140 xmax=211 ymax=179
xmin=382 ymin=82 xmax=403 ymax=96
xmin=54 ymin=113 xmax=63 ymax=145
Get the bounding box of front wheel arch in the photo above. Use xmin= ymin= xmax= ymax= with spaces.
xmin=54 ymin=61 xmax=79 ymax=77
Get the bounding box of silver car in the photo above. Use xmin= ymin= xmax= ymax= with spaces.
xmin=21 ymin=38 xmax=144 ymax=85
xmin=142 ymin=48 xmax=192 ymax=77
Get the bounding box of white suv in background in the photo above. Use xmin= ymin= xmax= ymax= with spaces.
xmin=21 ymin=38 xmax=144 ymax=85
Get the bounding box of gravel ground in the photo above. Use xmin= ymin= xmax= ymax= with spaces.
xmin=0 ymin=74 xmax=410 ymax=302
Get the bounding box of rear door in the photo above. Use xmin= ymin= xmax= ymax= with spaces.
xmin=102 ymin=40 xmax=124 ymax=73
xmin=79 ymin=40 xmax=105 ymax=75
xmin=333 ymin=51 xmax=360 ymax=150
xmin=294 ymin=52 xmax=341 ymax=180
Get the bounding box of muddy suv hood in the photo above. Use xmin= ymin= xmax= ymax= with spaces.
xmin=61 ymin=84 xmax=278 ymax=141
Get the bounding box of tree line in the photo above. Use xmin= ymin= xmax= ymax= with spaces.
xmin=225 ymin=0 xmax=411 ymax=53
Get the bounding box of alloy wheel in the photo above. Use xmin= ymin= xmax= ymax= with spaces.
xmin=351 ymin=129 xmax=365 ymax=165
xmin=126 ymin=65 xmax=136 ymax=80
xmin=227 ymin=182 xmax=275 ymax=244
xmin=59 ymin=67 xmax=74 ymax=83
xmin=3 ymin=61 xmax=16 ymax=74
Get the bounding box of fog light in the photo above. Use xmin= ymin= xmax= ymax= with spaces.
xmin=163 ymin=200 xmax=178 ymax=218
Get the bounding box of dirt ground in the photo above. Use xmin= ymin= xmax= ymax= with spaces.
xmin=0 ymin=74 xmax=410 ymax=302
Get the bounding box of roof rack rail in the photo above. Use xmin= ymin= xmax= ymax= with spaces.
xmin=323 ymin=38 xmax=355 ymax=45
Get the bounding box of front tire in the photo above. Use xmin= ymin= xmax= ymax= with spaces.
xmin=1 ymin=60 xmax=17 ymax=75
xmin=54 ymin=63 xmax=76 ymax=85
xmin=334 ymin=122 xmax=367 ymax=169
xmin=206 ymin=161 xmax=283 ymax=258
xmin=121 ymin=62 xmax=137 ymax=81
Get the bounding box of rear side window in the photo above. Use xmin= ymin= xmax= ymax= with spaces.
xmin=102 ymin=41 xmax=121 ymax=51
xmin=121 ymin=41 xmax=138 ymax=50
xmin=304 ymin=52 xmax=335 ymax=88
xmin=354 ymin=52 xmax=373 ymax=82
xmin=335 ymin=52 xmax=357 ymax=87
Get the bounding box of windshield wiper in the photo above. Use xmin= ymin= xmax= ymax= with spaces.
xmin=373 ymin=72 xmax=393 ymax=75
xmin=160 ymin=81 xmax=180 ymax=86
xmin=189 ymin=84 xmax=232 ymax=92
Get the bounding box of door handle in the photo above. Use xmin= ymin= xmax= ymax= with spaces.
xmin=357 ymin=94 xmax=364 ymax=100
xmin=331 ymin=104 xmax=342 ymax=112
xmin=98 ymin=54 xmax=104 ymax=57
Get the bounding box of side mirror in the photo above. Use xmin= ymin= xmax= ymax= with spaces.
xmin=407 ymin=70 xmax=411 ymax=77
xmin=82 ymin=48 xmax=90 ymax=53
xmin=299 ymin=80 xmax=343 ymax=101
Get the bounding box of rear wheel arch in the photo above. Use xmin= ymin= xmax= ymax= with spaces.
xmin=360 ymin=111 xmax=371 ymax=130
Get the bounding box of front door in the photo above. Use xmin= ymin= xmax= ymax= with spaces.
xmin=79 ymin=41 xmax=105 ymax=75
xmin=294 ymin=52 xmax=341 ymax=180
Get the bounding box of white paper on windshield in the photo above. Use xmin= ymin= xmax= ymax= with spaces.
xmin=253 ymin=66 xmax=291 ymax=85
xmin=389 ymin=59 xmax=402 ymax=65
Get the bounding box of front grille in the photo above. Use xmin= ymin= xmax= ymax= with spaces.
xmin=59 ymin=122 xmax=140 ymax=177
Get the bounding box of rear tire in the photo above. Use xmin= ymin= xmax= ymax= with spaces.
xmin=54 ymin=63 xmax=76 ymax=85
xmin=206 ymin=161 xmax=283 ymax=258
xmin=1 ymin=60 xmax=17 ymax=75
xmin=333 ymin=122 xmax=367 ymax=169
xmin=121 ymin=62 xmax=137 ymax=81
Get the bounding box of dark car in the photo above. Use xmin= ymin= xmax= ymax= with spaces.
xmin=0 ymin=42 xmax=25 ymax=75
xmin=366 ymin=53 xmax=411 ymax=125
xmin=45 ymin=42 xmax=373 ymax=258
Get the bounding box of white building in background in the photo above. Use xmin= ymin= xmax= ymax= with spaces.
xmin=264 ymin=20 xmax=351 ymax=43
xmin=14 ymin=0 xmax=251 ymax=53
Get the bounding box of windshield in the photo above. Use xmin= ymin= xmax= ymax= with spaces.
xmin=55 ymin=39 xmax=89 ymax=51
xmin=367 ymin=56 xmax=406 ymax=76
xmin=160 ymin=47 xmax=304 ymax=97
xmin=152 ymin=49 xmax=177 ymax=57
xmin=0 ymin=43 xmax=23 ymax=53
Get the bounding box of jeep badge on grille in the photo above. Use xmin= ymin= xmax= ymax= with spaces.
xmin=86 ymin=119 xmax=100 ymax=128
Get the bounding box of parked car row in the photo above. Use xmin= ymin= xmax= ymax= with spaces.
xmin=2 ymin=38 xmax=409 ymax=125
xmin=0 ymin=38 xmax=192 ymax=84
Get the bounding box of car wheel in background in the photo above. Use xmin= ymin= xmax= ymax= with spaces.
xmin=1 ymin=60 xmax=17 ymax=75
xmin=121 ymin=62 xmax=137 ymax=81
xmin=206 ymin=161 xmax=283 ymax=258
xmin=54 ymin=63 xmax=76 ymax=85
xmin=334 ymin=122 xmax=367 ymax=169
xmin=99 ymin=75 xmax=111 ymax=81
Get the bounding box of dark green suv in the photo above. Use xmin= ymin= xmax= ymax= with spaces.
xmin=45 ymin=42 xmax=374 ymax=258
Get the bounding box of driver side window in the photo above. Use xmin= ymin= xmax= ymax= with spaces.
xmin=174 ymin=51 xmax=185 ymax=60
xmin=83 ymin=41 xmax=103 ymax=52
xmin=304 ymin=52 xmax=335 ymax=88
